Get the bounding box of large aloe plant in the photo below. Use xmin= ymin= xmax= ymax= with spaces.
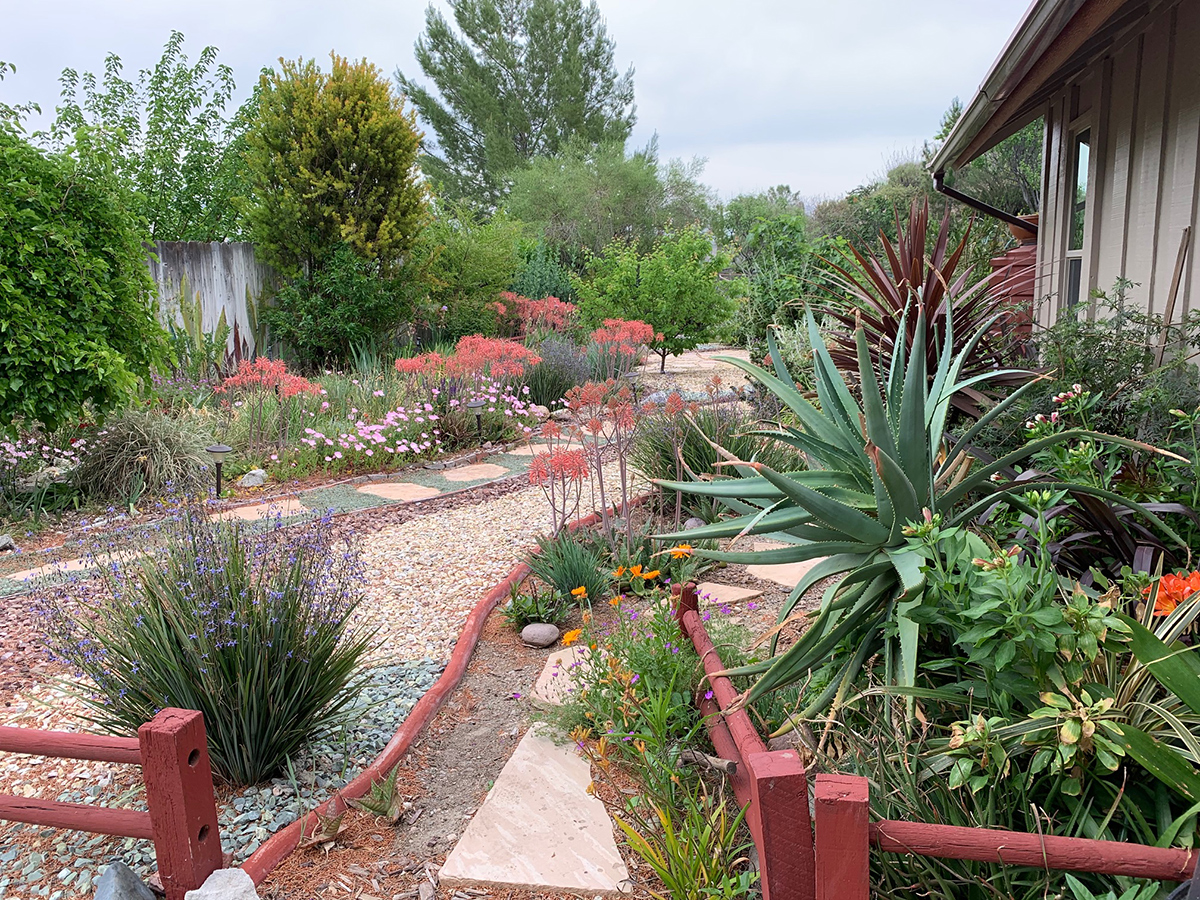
xmin=657 ymin=308 xmax=1186 ymax=714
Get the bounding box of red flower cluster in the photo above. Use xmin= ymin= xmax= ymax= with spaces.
xmin=395 ymin=337 xmax=540 ymax=381
xmin=394 ymin=353 xmax=445 ymax=377
xmin=529 ymin=449 xmax=590 ymax=486
xmin=589 ymin=318 xmax=661 ymax=351
xmin=499 ymin=292 xmax=578 ymax=334
xmin=1145 ymin=570 xmax=1200 ymax=615
xmin=217 ymin=358 xmax=322 ymax=399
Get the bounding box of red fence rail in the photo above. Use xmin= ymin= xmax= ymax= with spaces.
xmin=0 ymin=708 xmax=223 ymax=900
xmin=672 ymin=582 xmax=1200 ymax=898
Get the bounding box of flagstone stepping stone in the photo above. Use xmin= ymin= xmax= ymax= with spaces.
xmin=505 ymin=442 xmax=552 ymax=457
xmin=443 ymin=462 xmax=510 ymax=483
xmin=7 ymin=556 xmax=90 ymax=582
xmin=211 ymin=497 xmax=307 ymax=521
xmin=440 ymin=725 xmax=630 ymax=896
xmin=744 ymin=541 xmax=827 ymax=589
xmin=694 ymin=582 xmax=763 ymax=605
xmin=532 ymin=646 xmax=590 ymax=707
xmin=355 ymin=482 xmax=442 ymax=502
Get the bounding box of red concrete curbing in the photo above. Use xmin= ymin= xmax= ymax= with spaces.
xmin=240 ymin=496 xmax=648 ymax=886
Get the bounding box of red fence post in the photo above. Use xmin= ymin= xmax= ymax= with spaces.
xmin=814 ymin=774 xmax=870 ymax=900
xmin=139 ymin=709 xmax=223 ymax=900
xmin=746 ymin=749 xmax=816 ymax=900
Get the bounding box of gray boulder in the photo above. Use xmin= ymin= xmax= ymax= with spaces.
xmin=94 ymin=861 xmax=155 ymax=900
xmin=184 ymin=868 xmax=260 ymax=900
xmin=521 ymin=623 xmax=561 ymax=648
xmin=683 ymin=517 xmax=707 ymax=530
xmin=238 ymin=469 xmax=269 ymax=488
xmin=0 ymin=534 xmax=15 ymax=552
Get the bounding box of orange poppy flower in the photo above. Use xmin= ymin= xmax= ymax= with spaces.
xmin=571 ymin=586 xmax=588 ymax=598
xmin=609 ymin=595 xmax=622 ymax=607
xmin=642 ymin=569 xmax=661 ymax=580
xmin=629 ymin=564 xmax=644 ymax=578
xmin=669 ymin=544 xmax=693 ymax=559
xmin=611 ymin=566 xmax=626 ymax=578
xmin=562 ymin=628 xmax=583 ymax=646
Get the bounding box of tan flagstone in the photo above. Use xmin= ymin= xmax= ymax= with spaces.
xmin=694 ymin=581 xmax=764 ymax=605
xmin=531 ymin=646 xmax=591 ymax=707
xmin=7 ymin=557 xmax=90 ymax=582
xmin=443 ymin=462 xmax=510 ymax=482
xmin=211 ymin=497 xmax=307 ymax=521
xmin=744 ymin=540 xmax=827 ymax=589
xmin=356 ymin=482 xmax=442 ymax=502
xmin=439 ymin=725 xmax=630 ymax=896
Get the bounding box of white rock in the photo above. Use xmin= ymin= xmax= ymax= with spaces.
xmin=238 ymin=469 xmax=269 ymax=488
xmin=521 ymin=623 xmax=561 ymax=648
xmin=184 ymin=868 xmax=260 ymax=900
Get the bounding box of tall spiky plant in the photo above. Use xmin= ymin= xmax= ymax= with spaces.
xmin=657 ymin=307 xmax=1186 ymax=716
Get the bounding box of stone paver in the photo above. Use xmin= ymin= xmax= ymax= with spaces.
xmin=439 ymin=726 xmax=630 ymax=896
xmin=211 ymin=497 xmax=308 ymax=521
xmin=355 ymin=482 xmax=442 ymax=502
xmin=744 ymin=541 xmax=828 ymax=589
xmin=7 ymin=557 xmax=90 ymax=582
xmin=505 ymin=442 xmax=552 ymax=457
xmin=695 ymin=581 xmax=763 ymax=605
xmin=443 ymin=462 xmax=510 ymax=483
xmin=532 ymin=647 xmax=590 ymax=707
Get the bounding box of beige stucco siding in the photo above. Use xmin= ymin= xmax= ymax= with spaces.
xmin=1036 ymin=0 xmax=1200 ymax=326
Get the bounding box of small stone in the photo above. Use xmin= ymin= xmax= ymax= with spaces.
xmin=529 ymin=404 xmax=550 ymax=419
xmin=238 ymin=469 xmax=268 ymax=488
xmin=0 ymin=534 xmax=15 ymax=552
xmin=551 ymin=408 xmax=572 ymax=422
xmin=418 ymin=882 xmax=436 ymax=900
xmin=184 ymin=868 xmax=260 ymax=900
xmin=683 ymin=517 xmax=707 ymax=530
xmin=520 ymin=623 xmax=560 ymax=648
xmin=93 ymin=861 xmax=155 ymax=900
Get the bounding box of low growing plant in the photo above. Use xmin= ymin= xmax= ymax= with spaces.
xmin=37 ymin=507 xmax=377 ymax=784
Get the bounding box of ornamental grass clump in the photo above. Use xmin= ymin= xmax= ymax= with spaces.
xmin=37 ymin=507 xmax=377 ymax=785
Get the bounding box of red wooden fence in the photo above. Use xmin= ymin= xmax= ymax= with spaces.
xmin=672 ymin=582 xmax=1200 ymax=898
xmin=0 ymin=708 xmax=223 ymax=900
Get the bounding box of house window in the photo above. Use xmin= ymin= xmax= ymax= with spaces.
xmin=1064 ymin=128 xmax=1091 ymax=307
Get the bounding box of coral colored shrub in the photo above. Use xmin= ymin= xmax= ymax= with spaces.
xmin=216 ymin=357 xmax=322 ymax=399
xmin=395 ymin=336 xmax=540 ymax=394
xmin=587 ymin=319 xmax=660 ymax=380
xmin=498 ymin=291 xmax=578 ymax=336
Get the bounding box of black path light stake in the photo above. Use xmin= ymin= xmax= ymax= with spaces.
xmin=204 ymin=444 xmax=233 ymax=499
xmin=466 ymin=398 xmax=487 ymax=445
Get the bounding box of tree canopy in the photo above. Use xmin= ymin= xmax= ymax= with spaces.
xmin=48 ymin=31 xmax=251 ymax=242
xmin=243 ymin=53 xmax=428 ymax=278
xmin=397 ymin=0 xmax=636 ymax=207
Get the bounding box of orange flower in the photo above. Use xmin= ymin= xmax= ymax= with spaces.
xmin=1145 ymin=570 xmax=1200 ymax=615
xmin=562 ymin=628 xmax=583 ymax=646
xmin=629 ymin=564 xmax=644 ymax=578
xmin=669 ymin=544 xmax=693 ymax=559
xmin=609 ymin=595 xmax=622 ymax=607
xmin=582 ymin=610 xmax=593 ymax=624
xmin=611 ymin=566 xmax=626 ymax=578
xmin=571 ymin=586 xmax=588 ymax=599
xmin=642 ymin=569 xmax=661 ymax=580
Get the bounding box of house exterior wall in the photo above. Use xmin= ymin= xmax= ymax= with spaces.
xmin=1036 ymin=0 xmax=1200 ymax=327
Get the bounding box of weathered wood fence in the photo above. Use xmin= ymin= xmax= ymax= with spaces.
xmin=0 ymin=708 xmax=223 ymax=900
xmin=670 ymin=583 xmax=1199 ymax=899
xmin=147 ymin=241 xmax=276 ymax=356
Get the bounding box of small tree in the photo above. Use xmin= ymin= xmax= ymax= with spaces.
xmin=573 ymin=227 xmax=733 ymax=371
xmin=0 ymin=127 xmax=166 ymax=431
xmin=244 ymin=53 xmax=427 ymax=278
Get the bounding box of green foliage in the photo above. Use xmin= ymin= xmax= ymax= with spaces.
xmin=510 ymin=239 xmax=577 ymax=304
xmin=48 ymin=31 xmax=250 ymax=242
xmin=522 ymin=334 xmax=590 ymax=407
xmin=167 ymin=272 xmax=233 ymax=380
xmin=658 ymin=308 xmax=1181 ymax=711
xmin=397 ymin=0 xmax=635 ymax=207
xmin=0 ymin=128 xmax=166 ymax=432
xmin=346 ymin=765 xmax=405 ymax=823
xmin=713 ymin=184 xmax=806 ymax=249
xmin=244 ymin=53 xmax=427 ymax=278
xmin=38 ymin=509 xmax=377 ymax=785
xmin=413 ymin=202 xmax=523 ymax=341
xmin=502 ymin=581 xmax=571 ymax=629
xmin=527 ymin=531 xmax=610 ymax=604
xmin=811 ymin=158 xmax=935 ymax=248
xmin=72 ymin=406 xmax=215 ymax=504
xmin=263 ymin=244 xmax=418 ymax=367
xmin=573 ymin=227 xmax=734 ymax=366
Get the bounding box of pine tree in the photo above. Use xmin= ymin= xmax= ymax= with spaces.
xmin=397 ymin=0 xmax=636 ymax=207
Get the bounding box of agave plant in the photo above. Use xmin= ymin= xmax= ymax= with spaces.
xmin=821 ymin=199 xmax=1031 ymax=415
xmin=657 ymin=307 xmax=1186 ymax=715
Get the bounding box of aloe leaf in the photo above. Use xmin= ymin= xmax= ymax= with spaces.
xmin=753 ymin=463 xmax=889 ymax=545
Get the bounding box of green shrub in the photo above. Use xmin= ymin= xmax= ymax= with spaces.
xmin=1 ymin=127 xmax=167 ymax=431
xmin=502 ymin=582 xmax=570 ymax=629
xmin=527 ymin=531 xmax=610 ymax=604
xmin=38 ymin=508 xmax=376 ymax=784
xmin=523 ymin=334 xmax=590 ymax=407
xmin=73 ymin=406 xmax=215 ymax=503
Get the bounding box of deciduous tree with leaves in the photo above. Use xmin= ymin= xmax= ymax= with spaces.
xmin=397 ymin=0 xmax=636 ymax=207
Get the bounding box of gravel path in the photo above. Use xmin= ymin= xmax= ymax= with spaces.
xmin=0 ymin=463 xmax=646 ymax=898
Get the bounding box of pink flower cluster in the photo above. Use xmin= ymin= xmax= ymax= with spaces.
xmin=1053 ymin=383 xmax=1084 ymax=404
xmin=300 ymin=402 xmax=443 ymax=461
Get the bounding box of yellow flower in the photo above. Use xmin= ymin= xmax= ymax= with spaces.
xmin=571 ymin=586 xmax=588 ymax=598
xmin=562 ymin=628 xmax=583 ymax=646
xmin=669 ymin=544 xmax=693 ymax=559
xmin=642 ymin=569 xmax=661 ymax=580
xmin=611 ymin=566 xmax=626 ymax=578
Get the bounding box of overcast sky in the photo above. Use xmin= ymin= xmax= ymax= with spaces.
xmin=0 ymin=0 xmax=1028 ymax=200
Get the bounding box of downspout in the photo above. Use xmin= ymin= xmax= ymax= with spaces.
xmin=933 ymin=171 xmax=1038 ymax=236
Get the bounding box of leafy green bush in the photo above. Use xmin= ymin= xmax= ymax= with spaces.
xmin=510 ymin=239 xmax=576 ymax=306
xmin=263 ymin=244 xmax=417 ymax=367
xmin=0 ymin=127 xmax=166 ymax=431
xmin=502 ymin=582 xmax=570 ymax=629
xmin=72 ymin=407 xmax=215 ymax=503
xmin=38 ymin=508 xmax=376 ymax=784
xmin=527 ymin=531 xmax=610 ymax=604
